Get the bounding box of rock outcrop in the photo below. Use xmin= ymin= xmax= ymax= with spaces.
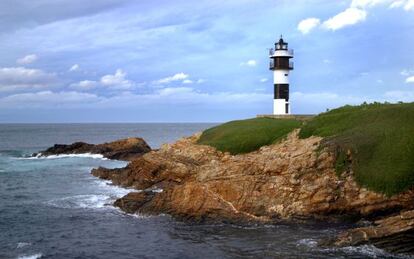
xmin=36 ymin=138 xmax=151 ymax=161
xmin=92 ymin=130 xmax=414 ymax=222
xmin=89 ymin=130 xmax=414 ymax=254
xmin=333 ymin=210 xmax=414 ymax=254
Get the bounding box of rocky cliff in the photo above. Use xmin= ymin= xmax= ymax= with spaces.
xmin=36 ymin=137 xmax=151 ymax=161
xmin=92 ymin=131 xmax=413 ymax=225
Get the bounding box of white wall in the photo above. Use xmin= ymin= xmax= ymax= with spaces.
xmin=274 ymin=70 xmax=289 ymax=84
xmin=273 ymin=99 xmax=290 ymax=115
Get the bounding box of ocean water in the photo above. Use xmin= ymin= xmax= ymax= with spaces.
xmin=0 ymin=124 xmax=410 ymax=259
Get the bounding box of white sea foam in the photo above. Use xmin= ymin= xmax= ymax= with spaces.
xmin=297 ymin=238 xmax=318 ymax=248
xmin=17 ymin=253 xmax=42 ymax=259
xmin=23 ymin=153 xmax=107 ymax=160
xmin=46 ymin=194 xmax=113 ymax=209
xmin=340 ymin=245 xmax=410 ymax=258
xmin=16 ymin=242 xmax=31 ymax=249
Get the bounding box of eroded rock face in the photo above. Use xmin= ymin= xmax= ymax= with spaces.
xmin=91 ymin=130 xmax=414 ymax=223
xmin=37 ymin=138 xmax=151 ymax=161
xmin=333 ymin=210 xmax=414 ymax=254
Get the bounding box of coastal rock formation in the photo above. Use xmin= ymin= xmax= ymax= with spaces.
xmin=333 ymin=210 xmax=414 ymax=254
xmin=37 ymin=138 xmax=151 ymax=161
xmin=92 ymin=130 xmax=414 ymax=223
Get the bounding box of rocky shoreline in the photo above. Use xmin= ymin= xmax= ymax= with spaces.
xmin=35 ymin=137 xmax=151 ymax=161
xmin=41 ymin=132 xmax=414 ymax=255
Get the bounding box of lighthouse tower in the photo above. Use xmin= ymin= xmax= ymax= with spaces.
xmin=269 ymin=36 xmax=294 ymax=115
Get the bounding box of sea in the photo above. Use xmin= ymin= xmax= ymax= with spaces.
xmin=0 ymin=124 xmax=410 ymax=259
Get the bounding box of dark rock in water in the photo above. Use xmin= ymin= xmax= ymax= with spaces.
xmin=333 ymin=210 xmax=414 ymax=255
xmin=36 ymin=138 xmax=151 ymax=161
xmin=114 ymin=192 xmax=155 ymax=214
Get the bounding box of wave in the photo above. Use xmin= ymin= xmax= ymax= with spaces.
xmin=17 ymin=253 xmax=42 ymax=259
xmin=22 ymin=153 xmax=107 ymax=160
xmin=46 ymin=194 xmax=115 ymax=209
xmin=16 ymin=242 xmax=32 ymax=249
xmin=297 ymin=238 xmax=410 ymax=259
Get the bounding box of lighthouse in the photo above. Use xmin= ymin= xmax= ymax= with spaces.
xmin=269 ymin=36 xmax=294 ymax=115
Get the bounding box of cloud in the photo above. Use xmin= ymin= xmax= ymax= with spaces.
xmin=297 ymin=18 xmax=321 ymax=34
xmin=0 ymin=67 xmax=57 ymax=92
xmin=100 ymin=69 xmax=133 ymax=89
xmin=0 ymin=87 xmax=270 ymax=109
xmin=69 ymin=64 xmax=80 ymax=72
xmin=16 ymin=54 xmax=38 ymax=65
xmin=196 ymin=79 xmax=206 ymax=84
xmin=0 ymin=91 xmax=100 ymax=108
xmin=351 ymin=0 xmax=389 ymax=8
xmin=260 ymin=78 xmax=268 ymax=83
xmin=406 ymin=76 xmax=414 ymax=83
xmin=182 ymin=79 xmax=193 ymax=84
xmin=322 ymin=8 xmax=367 ymax=31
xmin=240 ymin=60 xmax=257 ymax=67
xmin=299 ymin=0 xmax=412 ymax=34
xmin=154 ymin=73 xmax=190 ymax=84
xmin=69 ymin=80 xmax=98 ymax=90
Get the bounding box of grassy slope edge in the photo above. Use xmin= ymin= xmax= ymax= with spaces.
xmin=197 ymin=118 xmax=302 ymax=155
xmin=299 ymin=102 xmax=414 ymax=196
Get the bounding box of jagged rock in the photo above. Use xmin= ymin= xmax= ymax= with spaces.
xmin=333 ymin=210 xmax=414 ymax=254
xmin=114 ymin=192 xmax=155 ymax=213
xmin=91 ymin=130 xmax=414 ymax=222
xmin=36 ymin=137 xmax=151 ymax=161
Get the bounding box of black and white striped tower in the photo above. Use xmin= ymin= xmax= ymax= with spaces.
xmin=269 ymin=36 xmax=294 ymax=115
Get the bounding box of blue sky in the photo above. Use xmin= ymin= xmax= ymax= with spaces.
xmin=0 ymin=0 xmax=413 ymax=122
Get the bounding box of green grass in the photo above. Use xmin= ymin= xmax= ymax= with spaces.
xmin=198 ymin=102 xmax=414 ymax=195
xmin=197 ymin=118 xmax=302 ymax=155
xmin=299 ymin=102 xmax=414 ymax=196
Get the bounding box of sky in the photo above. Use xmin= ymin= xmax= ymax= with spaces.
xmin=0 ymin=0 xmax=413 ymax=122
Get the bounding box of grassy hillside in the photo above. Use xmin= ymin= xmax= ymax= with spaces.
xmin=198 ymin=102 xmax=414 ymax=196
xmin=300 ymin=102 xmax=414 ymax=196
xmin=197 ymin=118 xmax=302 ymax=155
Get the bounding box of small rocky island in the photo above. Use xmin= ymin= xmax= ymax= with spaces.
xmin=36 ymin=137 xmax=151 ymax=161
xmin=39 ymin=103 xmax=414 ymax=256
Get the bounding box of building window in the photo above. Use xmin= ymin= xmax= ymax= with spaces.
xmin=284 ymin=74 xmax=288 ymax=76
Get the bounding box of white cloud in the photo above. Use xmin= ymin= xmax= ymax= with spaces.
xmin=389 ymin=0 xmax=406 ymax=8
xmin=155 ymin=73 xmax=189 ymax=84
xmin=100 ymin=69 xmax=133 ymax=89
xmin=16 ymin=54 xmax=38 ymax=65
xmin=323 ymin=8 xmax=367 ymax=31
xmin=240 ymin=60 xmax=257 ymax=67
xmin=300 ymin=0 xmax=412 ymax=34
xmin=404 ymin=0 xmax=414 ymax=10
xmin=323 ymin=59 xmax=332 ymax=64
xmin=0 ymin=91 xmax=99 ymax=108
xmin=401 ymin=69 xmax=410 ymax=76
xmin=351 ymin=0 xmax=389 ymax=8
xmin=297 ymin=18 xmax=321 ymax=34
xmin=0 ymin=88 xmax=271 ymax=109
xmin=69 ymin=64 xmax=80 ymax=72
xmin=196 ymin=79 xmax=206 ymax=84
xmin=182 ymin=79 xmax=193 ymax=84
xmin=0 ymin=67 xmax=57 ymax=92
xmin=260 ymin=78 xmax=268 ymax=83
xmin=69 ymin=80 xmax=98 ymax=90
xmin=406 ymin=76 xmax=414 ymax=83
